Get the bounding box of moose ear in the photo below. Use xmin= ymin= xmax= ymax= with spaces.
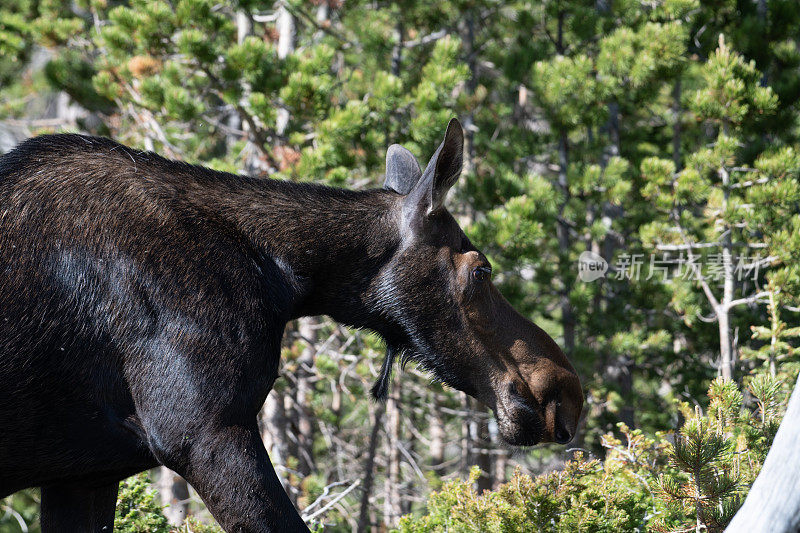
xmin=384 ymin=144 xmax=422 ymax=195
xmin=404 ymin=118 xmax=464 ymax=220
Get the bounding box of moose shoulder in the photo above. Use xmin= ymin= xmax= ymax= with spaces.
xmin=0 ymin=119 xmax=583 ymax=532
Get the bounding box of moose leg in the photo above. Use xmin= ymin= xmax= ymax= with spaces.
xmin=40 ymin=482 xmax=118 ymax=532
xmin=154 ymin=422 xmax=308 ymax=533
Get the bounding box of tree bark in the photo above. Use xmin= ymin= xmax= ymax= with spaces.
xmin=461 ymin=395 xmax=474 ymax=478
xmin=429 ymin=393 xmax=446 ymax=476
xmin=557 ymin=131 xmax=576 ymax=355
xmin=719 ymin=166 xmax=735 ymax=381
xmin=225 ymin=11 xmax=250 ymax=150
xmin=276 ymin=1 xmax=295 ymax=136
xmin=383 ymin=384 xmax=402 ymax=527
xmin=261 ymin=390 xmax=290 ymax=491
xmin=672 ymin=79 xmax=682 ymax=171
xmin=460 ymin=396 xmax=492 ymax=491
xmin=294 ymin=317 xmax=317 ymax=476
xmin=555 ymin=7 xmax=572 ymax=354
xmin=493 ymin=437 xmax=508 ymax=489
xmin=357 ymin=402 xmax=385 ymax=533
xmin=718 ymin=306 xmax=733 ymax=381
xmin=157 ymin=467 xmax=190 ymax=526
xmin=473 ymin=405 xmax=493 ymax=493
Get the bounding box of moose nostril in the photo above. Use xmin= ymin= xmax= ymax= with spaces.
xmin=554 ymin=428 xmax=572 ymax=444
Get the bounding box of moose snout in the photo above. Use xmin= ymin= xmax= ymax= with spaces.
xmin=541 ymin=383 xmax=581 ymax=444
xmin=477 ymin=287 xmax=584 ymax=446
xmin=497 ymin=365 xmax=583 ymax=446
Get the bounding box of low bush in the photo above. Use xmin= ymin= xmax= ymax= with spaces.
xmin=397 ymin=373 xmax=794 ymax=533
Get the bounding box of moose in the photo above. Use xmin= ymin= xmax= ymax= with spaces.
xmin=0 ymin=119 xmax=583 ymax=532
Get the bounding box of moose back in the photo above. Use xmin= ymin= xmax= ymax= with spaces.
xmin=0 ymin=120 xmax=583 ymax=532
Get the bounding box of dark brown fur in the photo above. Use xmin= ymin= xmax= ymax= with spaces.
xmin=0 ymin=120 xmax=582 ymax=532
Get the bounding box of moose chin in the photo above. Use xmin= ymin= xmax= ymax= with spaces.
xmin=0 ymin=118 xmax=582 ymax=532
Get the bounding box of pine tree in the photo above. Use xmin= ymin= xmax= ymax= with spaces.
xmin=654 ymin=371 xmax=792 ymax=532
xmin=639 ymin=36 xmax=798 ymax=382
xmin=740 ymin=279 xmax=800 ymax=377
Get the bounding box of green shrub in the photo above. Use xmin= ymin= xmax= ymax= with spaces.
xmin=397 ymin=374 xmax=793 ymax=533
xmin=114 ymin=474 xmax=171 ymax=533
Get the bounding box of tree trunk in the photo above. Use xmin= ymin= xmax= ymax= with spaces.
xmin=462 ymin=10 xmax=477 ymax=182
xmin=261 ymin=390 xmax=290 ymax=491
xmin=157 ymin=467 xmax=190 ymax=526
xmin=383 ymin=384 xmax=402 ymax=528
xmin=429 ymin=394 xmax=446 ymax=476
xmin=357 ymin=402 xmax=385 ymax=533
xmin=461 ymin=395 xmax=474 ymax=477
xmin=672 ymin=79 xmax=682 ymax=171
xmin=314 ymin=3 xmax=329 ymax=41
xmin=225 ymin=11 xmax=250 ymax=149
xmin=719 ymin=166 xmax=735 ymax=381
xmin=557 ymin=131 xmax=576 ymax=355
xmin=294 ymin=317 xmax=317 ymax=476
xmin=768 ymin=290 xmax=778 ymax=377
xmin=493 ymin=436 xmax=509 ymax=489
xmin=718 ymin=306 xmax=733 ymax=381
xmin=276 ymin=1 xmax=295 ymax=136
xmin=473 ymin=405 xmax=493 ymax=493
xmin=606 ymin=100 xmax=620 ymax=158
xmin=726 ymin=376 xmax=800 ymax=532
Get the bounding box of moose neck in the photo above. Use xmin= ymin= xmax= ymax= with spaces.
xmin=223 ymin=177 xmax=402 ymax=327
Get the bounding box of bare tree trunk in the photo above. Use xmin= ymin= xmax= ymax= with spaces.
xmin=718 ymin=306 xmax=733 ymax=381
xmin=429 ymin=394 xmax=446 ymax=476
xmin=236 ymin=10 xmax=251 ymax=45
xmin=768 ymin=291 xmax=778 ymax=377
xmin=357 ymin=402 xmax=385 ymax=533
xmin=460 ymin=397 xmax=492 ymax=490
xmin=276 ymin=1 xmax=295 ymax=136
xmin=719 ymin=166 xmax=735 ymax=381
xmin=314 ymin=2 xmax=329 ymax=41
xmin=474 ymin=411 xmax=493 ymax=493
xmin=383 ymin=384 xmax=402 ymax=528
xmin=276 ymin=1 xmax=296 ymax=61
xmin=551 ymin=10 xmax=575 ymax=356
xmin=55 ymin=91 xmax=79 ymax=127
xmin=401 ymin=399 xmax=416 ymax=517
xmin=157 ymin=467 xmax=190 ymax=526
xmin=461 ymin=395 xmax=474 ymax=478
xmin=606 ymin=100 xmax=620 ymax=157
xmin=557 ymin=131 xmax=576 ymax=355
xmin=294 ymin=318 xmax=317 ymax=476
xmin=225 ymin=11 xmax=251 ymax=149
xmin=493 ymin=437 xmax=508 ymax=489
xmin=726 ymin=376 xmax=800 ymax=532
xmin=598 ymin=79 xmax=633 ymax=426
xmin=672 ymin=79 xmax=682 ymax=171
xmin=261 ymin=390 xmax=290 ymax=491
xmin=461 ymin=10 xmax=477 ymax=181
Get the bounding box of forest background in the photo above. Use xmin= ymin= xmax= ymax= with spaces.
xmin=1 ymin=0 xmax=800 ymax=531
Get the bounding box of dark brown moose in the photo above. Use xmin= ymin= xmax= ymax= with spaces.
xmin=0 ymin=119 xmax=583 ymax=532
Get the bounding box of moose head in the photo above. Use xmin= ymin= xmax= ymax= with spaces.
xmin=371 ymin=119 xmax=583 ymax=446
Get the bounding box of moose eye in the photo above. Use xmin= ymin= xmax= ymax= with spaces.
xmin=472 ymin=266 xmax=491 ymax=283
